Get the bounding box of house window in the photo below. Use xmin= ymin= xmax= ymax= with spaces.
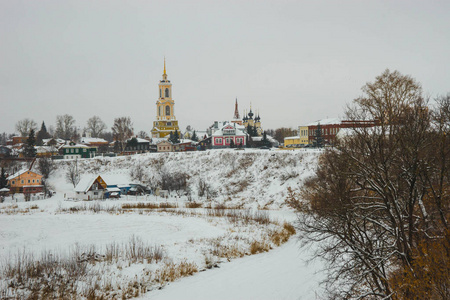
xmin=166 ymin=105 xmax=170 ymax=116
xmin=32 ymin=179 xmax=35 ymax=183
xmin=165 ymin=88 xmax=169 ymax=98
xmin=76 ymin=149 xmax=79 ymax=153
xmin=160 ymin=89 xmax=162 ymax=98
xmin=215 ymin=138 xmax=222 ymax=145
xmin=37 ymin=179 xmax=39 ymax=183
xmin=12 ymin=181 xmax=15 ymax=185
xmin=226 ymin=138 xmax=231 ymax=144
xmin=28 ymin=180 xmax=30 ymax=183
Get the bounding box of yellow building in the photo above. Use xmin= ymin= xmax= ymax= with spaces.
xmin=151 ymin=59 xmax=180 ymax=138
xmin=284 ymin=136 xmax=301 ymax=148
xmin=7 ymin=169 xmax=43 ymax=194
xmin=284 ymin=126 xmax=309 ymax=148
xmin=298 ymin=126 xmax=309 ymax=145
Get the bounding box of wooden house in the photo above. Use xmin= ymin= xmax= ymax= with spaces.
xmin=7 ymin=169 xmax=43 ymax=194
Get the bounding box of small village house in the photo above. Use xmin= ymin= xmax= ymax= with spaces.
xmin=74 ymin=175 xmax=107 ymax=200
xmin=157 ymin=140 xmax=173 ymax=152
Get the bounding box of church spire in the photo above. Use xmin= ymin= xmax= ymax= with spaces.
xmin=233 ymin=98 xmax=240 ymax=120
xmin=163 ymin=57 xmax=166 ymax=75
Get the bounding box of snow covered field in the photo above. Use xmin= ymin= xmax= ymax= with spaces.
xmin=0 ymin=149 xmax=325 ymax=299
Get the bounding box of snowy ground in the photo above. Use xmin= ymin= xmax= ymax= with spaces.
xmin=0 ymin=149 xmax=325 ymax=299
xmin=145 ymin=238 xmax=324 ymax=300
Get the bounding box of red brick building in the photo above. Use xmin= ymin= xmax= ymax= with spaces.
xmin=307 ymin=118 xmax=378 ymax=146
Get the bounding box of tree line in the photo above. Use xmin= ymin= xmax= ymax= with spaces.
xmin=0 ymin=115 xmax=150 ymax=152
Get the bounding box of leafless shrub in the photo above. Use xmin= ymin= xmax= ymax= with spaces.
xmin=252 ymin=210 xmax=271 ymax=225
xmin=280 ymin=170 xmax=299 ymax=182
xmin=126 ymin=235 xmax=165 ymax=264
xmin=160 ymin=170 xmax=189 ymax=194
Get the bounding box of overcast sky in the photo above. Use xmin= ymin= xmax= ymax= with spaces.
xmin=1 ymin=0 xmax=449 ymax=135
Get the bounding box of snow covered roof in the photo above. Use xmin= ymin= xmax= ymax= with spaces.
xmin=62 ymin=144 xmax=90 ymax=149
xmin=81 ymin=137 xmax=108 ymax=144
xmin=42 ymin=138 xmax=66 ymax=145
xmin=0 ymin=188 xmax=10 ymax=192
xmin=151 ymin=138 xmax=169 ymax=145
xmin=7 ymin=169 xmax=30 ymax=180
xmin=212 ymin=123 xmax=246 ymax=137
xmin=74 ymin=176 xmax=99 ymax=193
xmin=284 ymin=136 xmax=300 ymax=140
xmin=307 ymin=118 xmax=341 ymax=126
xmin=101 ymin=174 xmax=131 ymax=186
xmin=129 ymin=137 xmax=150 ymax=143
xmin=36 ymin=146 xmax=57 ymax=153
xmin=177 ymin=139 xmax=193 ymax=144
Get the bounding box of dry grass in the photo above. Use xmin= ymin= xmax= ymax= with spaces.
xmin=122 ymin=202 xmax=160 ymax=209
xmin=58 ymin=202 xmax=119 ymax=214
xmin=249 ymin=240 xmax=271 ymax=254
xmin=154 ymin=260 xmax=198 ymax=283
xmin=185 ymin=202 xmax=203 ymax=208
xmin=283 ymin=222 xmax=296 ymax=235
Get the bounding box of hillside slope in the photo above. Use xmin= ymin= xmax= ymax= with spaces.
xmin=48 ymin=149 xmax=321 ymax=209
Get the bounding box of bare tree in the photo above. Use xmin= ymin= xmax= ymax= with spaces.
xmin=55 ymin=114 xmax=76 ymax=140
xmin=85 ymin=116 xmax=107 ymax=138
xmin=37 ymin=157 xmax=55 ymax=179
xmin=272 ymin=127 xmax=297 ymax=144
xmin=112 ymin=117 xmax=134 ymax=152
xmin=137 ymin=131 xmax=148 ymax=139
xmin=65 ymin=160 xmax=80 ymax=188
xmin=290 ymin=70 xmax=450 ymax=299
xmin=15 ymin=118 xmax=37 ymax=137
xmin=130 ymin=164 xmax=146 ymax=183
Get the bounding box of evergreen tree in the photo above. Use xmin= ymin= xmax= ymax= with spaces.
xmin=247 ymin=124 xmax=252 ymax=136
xmin=126 ymin=137 xmax=138 ymax=150
xmin=191 ymin=131 xmax=198 ymax=142
xmin=314 ymin=123 xmax=324 ymax=148
xmin=229 ymin=139 xmax=235 ymax=148
xmin=262 ymin=131 xmax=271 ymax=147
xmin=169 ymin=131 xmax=174 ymax=143
xmin=24 ymin=129 xmax=37 ymax=157
xmin=36 ymin=121 xmax=51 ymax=146
xmin=0 ymin=168 xmax=7 ymax=189
xmin=173 ymin=129 xmax=180 ymax=144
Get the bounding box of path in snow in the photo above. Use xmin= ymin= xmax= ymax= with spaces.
xmin=144 ymin=237 xmax=324 ymax=300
